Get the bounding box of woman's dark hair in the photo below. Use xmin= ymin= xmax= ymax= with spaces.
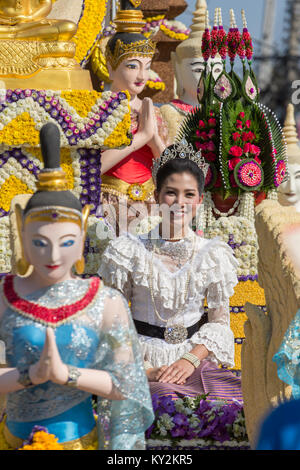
xmin=156 ymin=157 xmax=205 ymax=196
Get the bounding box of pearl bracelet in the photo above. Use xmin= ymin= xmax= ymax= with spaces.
xmin=181 ymin=352 xmax=201 ymax=369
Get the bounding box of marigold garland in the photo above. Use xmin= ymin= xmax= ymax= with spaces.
xmin=20 ymin=431 xmax=64 ymax=451
xmin=0 ymin=175 xmax=33 ymax=213
xmin=73 ymin=0 xmax=108 ymax=66
xmin=60 ymin=90 xmax=100 ymax=118
xmin=160 ymin=23 xmax=189 ymax=41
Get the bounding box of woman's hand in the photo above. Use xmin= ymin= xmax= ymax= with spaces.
xmin=146 ymin=365 xmax=168 ymax=382
xmin=29 ymin=328 xmax=68 ymax=386
xmin=156 ymin=359 xmax=196 ymax=385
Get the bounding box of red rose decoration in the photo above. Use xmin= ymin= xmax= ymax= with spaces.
xmin=236 ymin=120 xmax=243 ymax=129
xmin=206 ymin=141 xmax=216 ymax=151
xmin=229 ymin=145 xmax=243 ymax=157
xmin=199 ymin=131 xmax=208 ymax=140
xmin=199 ymin=120 xmax=205 ymax=128
xmin=243 ymin=143 xmax=251 ymax=153
xmin=254 ymin=155 xmax=262 ymax=165
xmin=242 ymin=131 xmax=256 ymax=142
xmin=245 ymin=119 xmax=252 ymax=128
xmin=208 ymin=118 xmax=217 ymax=127
xmin=228 ymin=157 xmax=242 ymax=171
xmin=250 ymin=144 xmax=261 ymax=156
xmin=232 ymin=132 xmax=241 ymax=142
xmin=239 ymin=112 xmax=245 ymax=119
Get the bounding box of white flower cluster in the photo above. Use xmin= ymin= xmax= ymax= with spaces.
xmin=69 ymin=149 xmax=82 ymax=199
xmin=0 ymin=156 xmax=37 ymax=191
xmin=0 ymin=216 xmax=12 ymax=272
xmin=134 ymin=216 xmax=162 ymax=235
xmin=205 ymin=215 xmax=259 ymax=277
xmin=146 ymin=438 xmax=250 ymax=449
xmin=84 ymin=216 xmax=116 ymax=274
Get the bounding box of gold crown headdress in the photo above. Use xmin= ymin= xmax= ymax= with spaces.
xmin=152 ymin=139 xmax=209 ymax=184
xmin=105 ymin=0 xmax=156 ymax=70
xmin=20 ymin=123 xmax=89 ymax=230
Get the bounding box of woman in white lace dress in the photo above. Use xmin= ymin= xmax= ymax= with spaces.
xmin=99 ymin=141 xmax=242 ymax=402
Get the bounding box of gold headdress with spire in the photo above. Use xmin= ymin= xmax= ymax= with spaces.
xmin=12 ymin=123 xmax=90 ymax=276
xmin=282 ymin=103 xmax=300 ymax=166
xmin=105 ymin=0 xmax=156 ymax=70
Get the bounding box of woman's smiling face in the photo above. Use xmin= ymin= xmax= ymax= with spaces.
xmin=155 ymin=171 xmax=203 ymax=234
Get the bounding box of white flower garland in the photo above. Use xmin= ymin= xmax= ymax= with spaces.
xmin=204 ymin=215 xmax=259 ymax=277
xmin=0 ymin=158 xmax=36 ymax=191
xmin=0 ymin=216 xmax=12 ymax=272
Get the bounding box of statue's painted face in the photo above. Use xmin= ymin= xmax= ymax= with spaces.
xmin=109 ymin=56 xmax=152 ymax=97
xmin=23 ymin=221 xmax=84 ymax=283
xmin=278 ymin=162 xmax=300 ymax=207
xmin=177 ymin=56 xmax=223 ymax=102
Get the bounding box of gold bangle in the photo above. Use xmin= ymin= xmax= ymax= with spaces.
xmin=181 ymin=352 xmax=201 ymax=369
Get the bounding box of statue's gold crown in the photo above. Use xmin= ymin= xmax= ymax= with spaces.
xmin=152 ymin=139 xmax=209 ymax=184
xmin=36 ymin=167 xmax=69 ymax=192
xmin=106 ymin=36 xmax=156 ymax=70
xmin=23 ymin=206 xmax=83 ymax=228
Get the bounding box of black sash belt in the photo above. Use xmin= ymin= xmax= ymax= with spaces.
xmin=134 ymin=312 xmax=208 ymax=340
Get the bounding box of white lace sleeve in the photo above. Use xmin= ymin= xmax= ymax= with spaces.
xmin=98 ymin=234 xmax=137 ymax=301
xmin=190 ymin=239 xmax=238 ymax=367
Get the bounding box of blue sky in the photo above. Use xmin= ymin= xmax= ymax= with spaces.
xmin=177 ymin=0 xmax=288 ymax=56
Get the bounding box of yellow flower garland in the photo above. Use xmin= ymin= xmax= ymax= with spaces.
xmin=73 ymin=0 xmax=108 ymax=65
xmin=20 ymin=431 xmax=64 ymax=451
xmin=160 ymin=23 xmax=189 ymax=41
xmin=0 ymin=175 xmax=33 ymax=213
xmin=146 ymin=80 xmax=166 ymax=91
xmin=103 ymin=109 xmax=131 ymax=148
xmin=60 ymin=90 xmax=100 ymax=118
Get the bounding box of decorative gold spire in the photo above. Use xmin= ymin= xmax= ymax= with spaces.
xmin=283 ymin=103 xmax=300 ymax=164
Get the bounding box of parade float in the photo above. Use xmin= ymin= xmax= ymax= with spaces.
xmin=0 ymin=0 xmax=293 ymax=452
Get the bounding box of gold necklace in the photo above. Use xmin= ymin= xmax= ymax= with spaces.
xmin=148 ymin=236 xmax=197 ymax=344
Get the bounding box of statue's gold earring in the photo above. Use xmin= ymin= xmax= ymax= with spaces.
xmin=74 ymin=205 xmax=90 ymax=275
xmin=14 ymin=203 xmax=33 ymax=277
